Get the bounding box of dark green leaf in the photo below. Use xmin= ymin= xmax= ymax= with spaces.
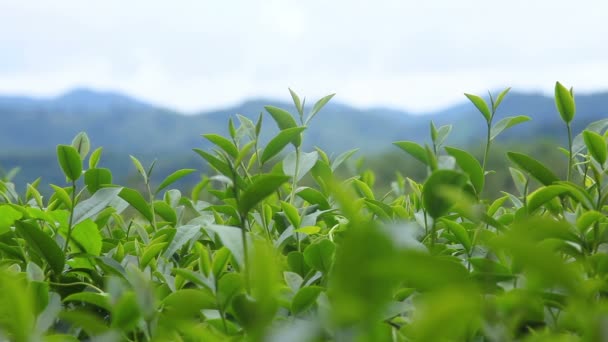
xmin=239 ymin=174 xmax=290 ymax=215
xmin=303 ymin=239 xmax=335 ymax=273
xmin=291 ymin=286 xmax=323 ymax=314
xmin=261 ymin=126 xmax=307 ymax=164
xmin=422 ymin=170 xmax=468 ymax=218
xmin=15 ymin=221 xmax=65 ymax=275
xmin=63 ymin=292 xmax=111 ymax=311
xmin=202 ymin=134 xmax=239 ymax=158
xmin=119 ymin=188 xmax=153 ymax=223
xmin=507 ymin=152 xmax=559 ymax=186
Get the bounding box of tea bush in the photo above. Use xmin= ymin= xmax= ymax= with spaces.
xmin=1 ymin=82 xmax=608 ymax=341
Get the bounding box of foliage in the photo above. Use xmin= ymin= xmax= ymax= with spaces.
xmin=1 ymin=83 xmax=608 ymax=341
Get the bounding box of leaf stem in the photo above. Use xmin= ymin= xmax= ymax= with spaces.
xmin=567 ymin=123 xmax=573 ymax=182
xmin=482 ymin=122 xmax=492 ymax=173
xmin=63 ymin=180 xmax=77 ymax=253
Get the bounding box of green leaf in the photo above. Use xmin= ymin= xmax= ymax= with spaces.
xmin=281 ymin=201 xmax=301 ymax=228
xmin=576 ymin=210 xmax=604 ymax=233
xmin=217 ymin=273 xmax=244 ymax=310
xmin=445 ymin=146 xmax=484 ymax=194
xmin=239 ymin=174 xmax=290 ymax=215
xmin=393 ymin=141 xmax=428 ymax=165
xmin=464 ymin=93 xmax=492 ymax=122
xmin=430 ymin=121 xmax=438 ymax=142
xmin=291 ymin=286 xmax=323 ymax=315
xmin=507 ymin=152 xmax=559 ymax=186
xmin=155 ymin=169 xmax=196 ymax=195
xmin=0 ymin=205 xmax=22 ymax=235
xmin=296 ymin=187 xmax=330 ymax=210
xmin=353 ymin=179 xmax=375 ymax=200
xmin=56 ymin=145 xmax=82 ymax=181
xmin=287 ymin=251 xmax=310 ymax=277
xmin=295 ymin=226 xmax=321 ymax=235
xmin=205 ymin=225 xmax=251 ymax=269
xmin=289 ymin=88 xmax=304 ymax=118
xmin=283 ymin=151 xmax=318 ymax=182
xmin=111 ymin=292 xmax=140 ymax=331
xmin=583 ymin=130 xmax=607 ymax=165
xmin=422 ymin=170 xmax=468 ymax=218
xmin=129 ymin=155 xmax=148 ymax=184
xmin=88 ymin=147 xmax=103 ymax=169
xmin=15 ymin=220 xmax=65 ymax=275
xmin=49 ymin=185 xmax=72 ymax=209
xmin=163 ymin=224 xmax=201 ymax=258
xmin=493 ymin=87 xmax=511 ymax=111
xmin=193 ymin=148 xmax=234 ymax=178
xmin=70 ymin=219 xmax=103 ymax=256
xmin=59 ymin=310 xmax=110 ymax=336
xmin=331 ymin=148 xmax=359 ymax=171
xmin=153 ymin=201 xmax=177 ymax=225
xmin=306 ymin=93 xmax=335 ymax=124
xmin=526 ymin=185 xmax=569 ymax=213
xmin=119 ymin=188 xmax=153 ymax=223
xmin=140 ymin=242 xmax=168 ymax=269
xmin=84 ymin=168 xmax=113 ymax=193
xmin=441 ymin=219 xmax=472 ymax=252
xmin=71 ymin=132 xmax=91 ymax=160
xmin=261 ymin=126 xmax=307 ymax=164
xmin=435 ymin=125 xmax=452 ymax=147
xmin=72 ymin=187 xmax=123 ymax=225
xmin=555 ymin=81 xmax=576 ymax=124
xmin=265 ymin=105 xmax=298 ymax=130
xmin=162 ymin=289 xmax=217 ymax=316
xmin=202 ymin=134 xmax=239 ymax=159
xmin=303 ymin=239 xmax=335 ymax=273
xmin=490 ymin=115 xmax=531 ymax=140
xmin=63 ymin=292 xmax=111 ymax=311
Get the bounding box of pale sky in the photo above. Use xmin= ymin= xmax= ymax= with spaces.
xmin=1 ymin=0 xmax=607 ymax=113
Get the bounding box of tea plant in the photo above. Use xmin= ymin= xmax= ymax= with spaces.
xmin=1 ymin=82 xmax=608 ymax=341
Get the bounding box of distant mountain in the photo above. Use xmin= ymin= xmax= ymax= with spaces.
xmin=1 ymin=88 xmax=607 ymax=189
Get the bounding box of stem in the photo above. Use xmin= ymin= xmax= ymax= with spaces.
xmin=430 ymin=219 xmax=437 ymax=250
xmin=482 ymin=122 xmax=492 ymax=173
xmin=146 ymin=181 xmax=157 ymax=232
xmin=290 ymin=147 xmax=301 ymax=252
xmin=567 ymin=123 xmax=573 ymax=182
xmin=63 ymin=180 xmax=77 ymax=253
xmin=240 ymin=216 xmax=251 ymax=293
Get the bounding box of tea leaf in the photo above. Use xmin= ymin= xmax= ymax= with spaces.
xmin=239 ymin=174 xmax=290 ymax=215
xmin=507 ymin=152 xmax=559 ymax=186
xmin=57 ymin=145 xmax=82 ymax=181
xmin=464 ymin=93 xmax=492 ymax=122
xmin=15 ymin=220 xmax=65 ymax=275
xmin=555 ymin=81 xmax=576 ymax=124
xmin=445 ymin=146 xmax=484 ymax=194
xmin=490 ymin=115 xmax=531 ymax=140
xmin=261 ymin=126 xmax=307 ymax=164
xmin=583 ymin=130 xmax=607 ymax=165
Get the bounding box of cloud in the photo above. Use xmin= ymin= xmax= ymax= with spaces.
xmin=0 ymin=0 xmax=606 ymax=112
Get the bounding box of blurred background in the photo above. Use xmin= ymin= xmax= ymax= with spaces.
xmin=1 ymin=0 xmax=607 ymax=196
